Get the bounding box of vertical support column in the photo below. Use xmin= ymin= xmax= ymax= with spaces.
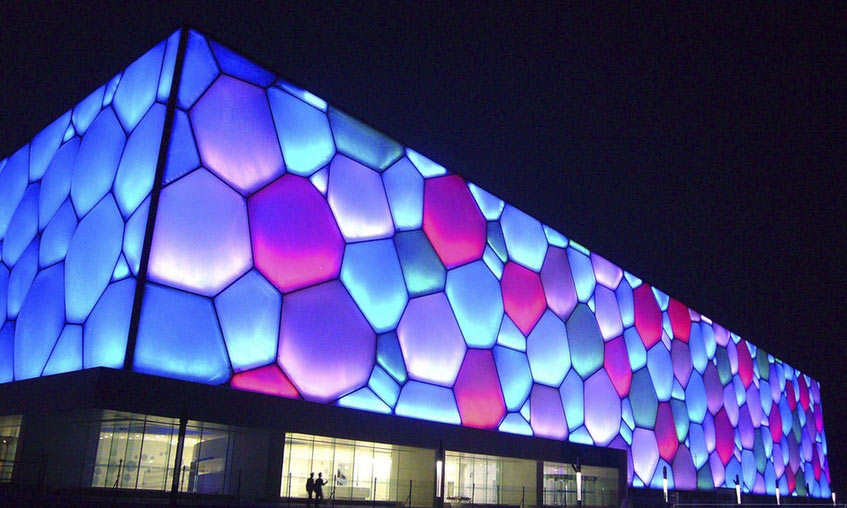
xmin=435 ymin=441 xmax=445 ymax=508
xmin=535 ymin=461 xmax=543 ymax=508
xmin=264 ymin=431 xmax=286 ymax=499
xmin=123 ymin=25 xmax=190 ymax=371
xmin=169 ymin=410 xmax=188 ymax=506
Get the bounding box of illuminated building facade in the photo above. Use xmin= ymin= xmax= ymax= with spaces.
xmin=0 ymin=28 xmax=830 ymax=505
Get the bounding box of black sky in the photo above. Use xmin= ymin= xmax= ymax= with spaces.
xmin=2 ymin=1 xmax=845 ymax=495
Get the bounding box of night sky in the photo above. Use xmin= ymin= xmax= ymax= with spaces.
xmin=2 ymin=2 xmax=845 ymax=496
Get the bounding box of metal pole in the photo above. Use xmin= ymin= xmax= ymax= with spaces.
xmin=373 ymin=477 xmax=378 ymax=508
xmin=287 ymin=472 xmax=292 ymax=508
xmin=472 ymin=482 xmax=475 ymax=504
xmin=409 ymin=479 xmax=413 ymax=506
xmin=236 ymin=469 xmax=242 ymax=506
xmin=521 ymin=485 xmax=525 ymax=508
xmin=169 ymin=411 xmax=188 ymax=507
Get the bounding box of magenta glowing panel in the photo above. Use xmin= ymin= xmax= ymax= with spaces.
xmin=231 ymin=364 xmax=300 ymax=399
xmin=422 ymin=174 xmax=486 ymax=268
xmin=501 ymin=261 xmax=546 ymax=335
xmin=454 ymin=349 xmax=506 ymax=430
xmin=249 ymin=174 xmax=343 ymax=293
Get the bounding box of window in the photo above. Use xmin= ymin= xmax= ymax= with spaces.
xmin=0 ymin=415 xmax=22 ymax=482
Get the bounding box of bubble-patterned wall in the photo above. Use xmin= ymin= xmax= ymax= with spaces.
xmin=0 ymin=29 xmax=830 ymax=498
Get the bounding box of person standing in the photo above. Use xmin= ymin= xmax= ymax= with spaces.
xmin=306 ymin=472 xmax=315 ymax=507
xmin=314 ymin=472 xmax=328 ymax=506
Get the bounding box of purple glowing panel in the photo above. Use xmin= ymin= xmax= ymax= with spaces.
xmin=540 ymin=247 xmax=577 ymax=320
xmin=671 ymin=340 xmax=692 ymax=387
xmin=112 ymin=41 xmax=164 ymax=131
xmin=591 ymin=253 xmax=622 ymax=289
xmin=38 ymin=137 xmax=79 ymax=230
xmin=64 ymin=195 xmax=123 ymax=322
xmin=191 ymin=75 xmax=284 ymax=194
xmin=704 ymin=363 xmax=724 ymax=415
xmin=530 ymin=384 xmax=567 ymax=440
xmin=593 ymin=285 xmax=623 ymax=340
xmin=632 ymin=428 xmax=659 ymax=484
xmin=583 ymin=370 xmax=621 ymax=446
xmin=672 ymin=446 xmax=697 ymax=491
xmin=328 ymin=155 xmax=394 ymax=241
xmin=397 ymin=293 xmax=466 ymax=386
xmin=148 ymin=169 xmax=251 ymax=296
xmin=526 ymin=310 xmax=570 ymax=387
xmin=249 ymin=174 xmax=344 ymax=293
xmin=70 ymin=107 xmax=126 ymax=217
xmin=278 ymin=280 xmax=375 ymax=403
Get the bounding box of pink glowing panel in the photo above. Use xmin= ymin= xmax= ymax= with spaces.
xmin=231 ymin=364 xmax=300 ymax=399
xmin=785 ymin=381 xmax=796 ymax=411
xmin=590 ymin=253 xmax=622 ymax=289
xmin=604 ymin=337 xmax=631 ymax=397
xmin=148 ymin=169 xmax=251 ymax=296
xmin=530 ymin=384 xmax=567 ymax=440
xmin=655 ymin=402 xmax=679 ymax=461
xmin=454 ymin=349 xmax=506 ymax=429
xmin=737 ymin=339 xmax=754 ymax=388
xmin=704 ymin=363 xmax=723 ymax=415
xmin=397 ymin=293 xmax=466 ymax=387
xmin=249 ymin=174 xmax=343 ymax=292
xmin=714 ymin=408 xmax=734 ymax=465
xmin=713 ymin=323 xmax=729 ymax=347
xmin=631 ymin=428 xmax=659 ymax=484
xmin=422 ymin=175 xmax=485 ymax=268
xmin=667 ymin=298 xmax=690 ymax=342
xmin=501 ymin=262 xmax=546 ymax=335
xmin=540 ymin=246 xmax=577 ymax=320
xmin=327 ymin=155 xmax=394 ymax=241
xmin=583 ymin=370 xmax=621 ymax=446
xmin=594 ymin=285 xmax=623 ymax=339
xmin=798 ymin=375 xmax=810 ymax=411
xmin=278 ymin=280 xmax=375 ymax=402
xmin=190 ymin=75 xmax=284 ymax=194
xmin=769 ymin=402 xmax=782 ymax=443
xmin=671 ymin=340 xmax=692 ymax=387
xmin=634 ymin=285 xmax=662 ymax=348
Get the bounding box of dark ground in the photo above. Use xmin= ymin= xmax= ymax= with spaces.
xmin=1 ymin=1 xmax=845 ymax=498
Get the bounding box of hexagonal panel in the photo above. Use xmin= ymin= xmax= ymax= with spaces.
xmin=341 ymin=239 xmax=408 ymax=332
xmin=583 ymin=370 xmax=621 ymax=446
xmin=530 ymin=384 xmax=567 ymax=440
xmin=422 ymin=175 xmax=485 ymax=268
xmin=565 ymin=304 xmax=604 ymax=379
xmin=328 ymin=155 xmax=394 ymax=241
xmin=397 ymin=293 xmax=466 ymax=387
xmin=446 ymin=260 xmax=503 ymax=348
xmin=501 ymin=261 xmax=546 ymax=335
xmin=527 ymin=310 xmax=570 ymax=387
xmin=454 ymin=349 xmax=506 ymax=429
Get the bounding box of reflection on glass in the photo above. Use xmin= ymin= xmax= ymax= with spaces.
xmin=543 ymin=461 xmax=618 ymax=508
xmin=444 ymin=451 xmax=535 ymax=506
xmin=0 ymin=415 xmax=22 ymax=482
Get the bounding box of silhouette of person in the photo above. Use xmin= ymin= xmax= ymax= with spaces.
xmin=306 ymin=472 xmax=315 ymax=507
xmin=314 ymin=472 xmax=328 ymax=506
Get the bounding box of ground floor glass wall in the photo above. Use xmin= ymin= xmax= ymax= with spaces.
xmin=543 ymin=462 xmax=618 ymax=508
xmin=281 ymin=433 xmax=435 ymax=506
xmin=444 ymin=451 xmax=536 ymax=506
xmin=0 ymin=415 xmax=22 ymax=482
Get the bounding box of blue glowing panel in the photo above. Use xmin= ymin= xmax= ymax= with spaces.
xmin=70 ymin=108 xmax=126 ymax=216
xmin=113 ymin=41 xmax=164 ymax=131
xmin=526 ymin=310 xmax=570 ymax=387
xmin=397 ymin=293 xmax=466 ymax=386
xmin=103 ymin=74 xmax=120 ymax=106
xmin=560 ymin=369 xmax=584 ymax=431
xmin=483 ymin=245 xmax=504 ymax=279
xmin=29 ymin=111 xmax=71 ymax=181
xmin=191 ymin=75 xmax=284 ymax=194
xmin=543 ymin=225 xmax=568 ymax=248
xmin=0 ymin=322 xmax=14 ymax=383
xmin=594 ymin=285 xmax=623 ymax=340
xmin=689 ymin=423 xmax=708 ymax=468
xmin=368 ymin=365 xmax=400 ymax=408
xmin=647 ymin=343 xmax=674 ymax=401
xmin=112 ymin=255 xmax=130 ymax=280
xmin=565 ymin=304 xmax=604 ymax=379
xmin=499 ymin=413 xmax=533 ymax=436
xmin=630 ymin=368 xmax=658 ymax=428
xmin=616 ymin=277 xmax=635 ymax=327
xmin=209 ymin=40 xmax=275 ymax=86
xmin=268 ymin=87 xmax=334 ymax=176
xmin=701 ymin=322 xmax=717 ymax=361
xmin=38 ymin=137 xmax=79 ymax=229
xmin=310 ymin=167 xmax=328 ymax=194
xmin=328 ymin=155 xmax=394 ymax=241
xmin=530 ymin=384 xmax=567 ymax=440
xmin=114 ymin=103 xmax=165 ymax=216
xmin=338 ymin=387 xmax=392 ymax=414
xmin=395 ymin=381 xmax=461 ymax=424
xmin=0 ymin=266 xmax=7 ymax=325
xmin=14 ymin=263 xmax=64 ymax=380
xmin=148 ymin=169 xmax=251 ymax=296
xmin=83 ymin=278 xmax=136 ymax=368
xmin=487 ymin=222 xmax=508 ymax=262
xmin=497 ymin=315 xmax=526 ymax=351
xmin=42 ymin=325 xmax=83 ymax=376
xmin=328 ymin=108 xmax=403 ymax=171
xmin=278 ymin=81 xmax=327 ymax=111
xmin=493 ymin=345 xmax=532 ymax=411
xmin=123 ymin=196 xmax=148 ymax=276
xmin=64 ymin=195 xmax=123 ymax=322
xmin=689 ymin=321 xmax=708 ymax=373
xmin=163 ymin=109 xmax=200 ymax=185
xmin=500 ymin=205 xmax=547 ymax=271
xmin=7 ymin=239 xmax=39 ymax=319
xmin=0 ymin=146 xmax=29 ymax=240
xmin=468 ymin=183 xmax=504 ymax=220
xmin=377 ymin=332 xmax=407 ymax=383
xmin=178 ymin=30 xmax=219 ymax=109
xmin=394 ymin=230 xmax=446 ymax=297
xmin=446 ymin=260 xmax=503 ymax=348
xmin=567 ymin=247 xmax=596 ymax=302
xmin=135 ymin=284 xmax=231 ymax=384
xmin=71 ymin=86 xmax=104 ymax=134
xmin=382 ymin=157 xmax=424 ymax=230
xmin=214 ymin=270 xmax=280 ymax=372
xmin=405 ymin=148 xmax=446 ymax=178
xmin=157 ymin=30 xmax=180 ymax=101
xmin=584 ymin=370 xmax=621 ymax=446
xmin=340 ymin=239 xmax=408 ymax=332
xmin=685 ymin=370 xmax=707 ymax=424
xmin=3 ymin=183 xmax=39 ymax=266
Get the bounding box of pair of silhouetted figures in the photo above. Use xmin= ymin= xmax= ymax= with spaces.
xmin=306 ymin=472 xmax=328 ymax=507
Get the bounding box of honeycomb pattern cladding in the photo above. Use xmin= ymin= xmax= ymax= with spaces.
xmin=0 ymin=29 xmax=830 ymax=498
